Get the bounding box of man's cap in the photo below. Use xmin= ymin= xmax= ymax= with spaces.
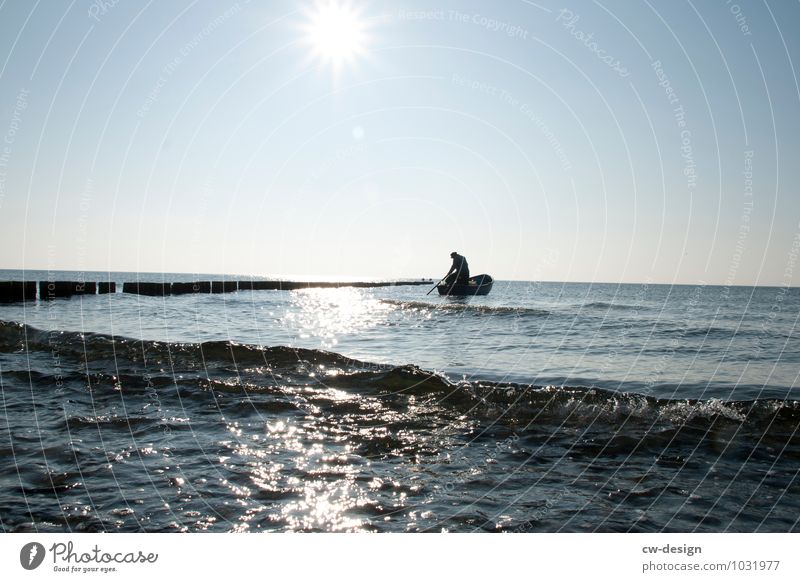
xmin=450 ymin=251 xmax=458 ymax=257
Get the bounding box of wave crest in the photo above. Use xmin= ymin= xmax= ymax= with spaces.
xmin=2 ymin=320 xmax=798 ymax=434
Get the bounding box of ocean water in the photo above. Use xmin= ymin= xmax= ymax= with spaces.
xmin=0 ymin=270 xmax=798 ymax=532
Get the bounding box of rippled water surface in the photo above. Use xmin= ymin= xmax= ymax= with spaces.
xmin=1 ymin=271 xmax=798 ymax=532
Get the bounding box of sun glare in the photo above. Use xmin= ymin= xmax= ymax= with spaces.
xmin=304 ymin=1 xmax=368 ymax=69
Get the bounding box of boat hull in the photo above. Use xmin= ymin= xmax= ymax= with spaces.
xmin=437 ymin=274 xmax=493 ymax=296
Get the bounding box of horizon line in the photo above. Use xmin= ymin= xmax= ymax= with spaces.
xmin=0 ymin=267 xmax=796 ymax=289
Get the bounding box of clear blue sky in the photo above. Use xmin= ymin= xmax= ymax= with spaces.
xmin=1 ymin=0 xmax=798 ymax=284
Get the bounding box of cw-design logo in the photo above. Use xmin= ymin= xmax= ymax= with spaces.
xmin=20 ymin=542 xmax=46 ymax=570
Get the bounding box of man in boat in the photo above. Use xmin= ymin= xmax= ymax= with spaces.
xmin=444 ymin=251 xmax=470 ymax=287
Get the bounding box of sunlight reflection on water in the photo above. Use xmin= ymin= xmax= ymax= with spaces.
xmin=285 ymin=287 xmax=394 ymax=348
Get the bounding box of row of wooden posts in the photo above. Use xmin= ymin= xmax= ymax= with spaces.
xmin=0 ymin=279 xmax=432 ymax=303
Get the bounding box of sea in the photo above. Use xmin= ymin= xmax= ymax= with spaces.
xmin=1 ymin=270 xmax=798 ymax=532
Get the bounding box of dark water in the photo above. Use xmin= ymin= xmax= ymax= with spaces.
xmin=0 ymin=271 xmax=799 ymax=531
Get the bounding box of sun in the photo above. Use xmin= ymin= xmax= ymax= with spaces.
xmin=303 ymin=1 xmax=368 ymax=69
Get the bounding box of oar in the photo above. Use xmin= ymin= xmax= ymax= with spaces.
xmin=426 ymin=276 xmax=447 ymax=296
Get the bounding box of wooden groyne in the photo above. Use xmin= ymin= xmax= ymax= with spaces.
xmin=39 ymin=281 xmax=97 ymax=299
xmin=0 ymin=281 xmax=36 ymax=303
xmin=0 ymin=279 xmax=433 ymax=302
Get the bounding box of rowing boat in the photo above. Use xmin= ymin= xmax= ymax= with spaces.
xmin=436 ymin=274 xmax=493 ymax=296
